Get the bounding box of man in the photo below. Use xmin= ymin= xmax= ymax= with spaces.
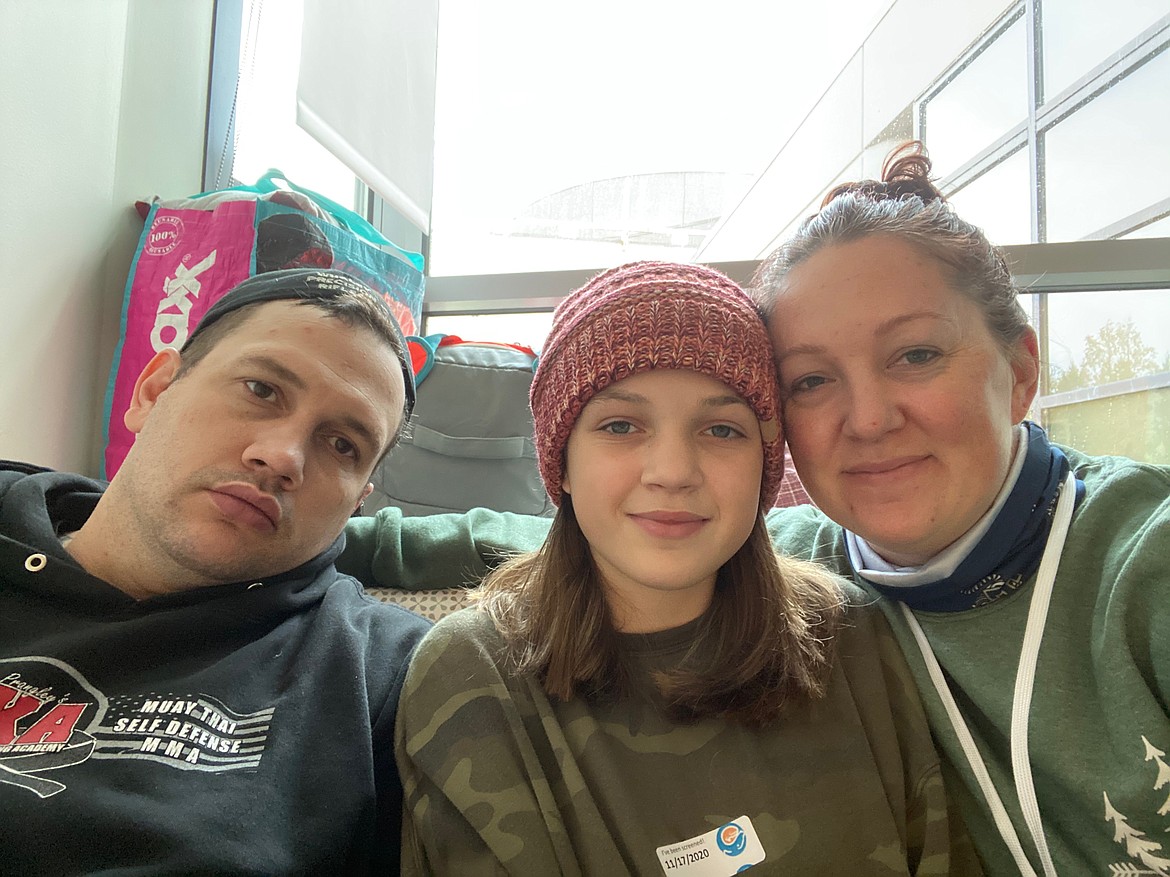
xmin=0 ymin=269 xmax=431 ymax=874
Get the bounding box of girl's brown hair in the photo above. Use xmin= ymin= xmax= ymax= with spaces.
xmin=476 ymin=498 xmax=843 ymax=728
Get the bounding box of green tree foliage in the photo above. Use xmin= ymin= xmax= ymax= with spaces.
xmin=1051 ymin=319 xmax=1158 ymax=392
xmin=1045 ymin=319 xmax=1169 ymax=464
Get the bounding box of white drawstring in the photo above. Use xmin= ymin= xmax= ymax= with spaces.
xmin=902 ymin=606 xmax=1039 ymax=877
xmin=900 ymin=471 xmax=1076 ymax=877
xmin=1008 ymin=472 xmax=1076 ymax=877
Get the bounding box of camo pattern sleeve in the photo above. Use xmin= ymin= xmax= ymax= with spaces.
xmin=395 ymin=601 xmax=983 ymax=876
xmin=395 ymin=609 xmax=584 ymax=875
xmin=847 ymin=586 xmax=984 ymax=875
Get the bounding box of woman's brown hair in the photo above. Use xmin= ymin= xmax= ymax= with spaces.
xmin=752 ymin=140 xmax=1031 ymax=359
xmin=475 ymin=498 xmax=844 ymax=728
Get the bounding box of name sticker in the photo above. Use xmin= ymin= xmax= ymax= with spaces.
xmin=655 ymin=816 xmax=766 ymax=876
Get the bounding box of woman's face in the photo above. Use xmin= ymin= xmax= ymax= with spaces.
xmin=770 ymin=235 xmax=1039 ymax=566
xmin=562 ymin=369 xmax=764 ymax=632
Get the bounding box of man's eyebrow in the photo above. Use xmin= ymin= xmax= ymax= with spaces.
xmin=335 ymin=414 xmax=382 ymax=454
xmin=776 ymin=311 xmax=954 ymax=361
xmin=241 ymin=355 xmax=384 ymax=451
xmin=239 ymin=355 xmax=307 ymax=390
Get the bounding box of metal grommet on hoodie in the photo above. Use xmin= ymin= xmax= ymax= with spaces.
xmin=25 ymin=553 xmax=48 ymax=572
xmin=247 ymin=582 xmax=264 ymax=590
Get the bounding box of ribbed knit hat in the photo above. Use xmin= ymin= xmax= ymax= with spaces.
xmin=531 ymin=261 xmax=784 ymax=507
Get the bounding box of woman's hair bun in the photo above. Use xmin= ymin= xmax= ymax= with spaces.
xmin=820 ymin=140 xmax=943 ymax=208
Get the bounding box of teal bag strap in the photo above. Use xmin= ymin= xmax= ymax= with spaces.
xmin=190 ymin=168 xmax=425 ymax=272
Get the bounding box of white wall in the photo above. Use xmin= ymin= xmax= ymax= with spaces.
xmin=0 ymin=0 xmax=213 ymax=476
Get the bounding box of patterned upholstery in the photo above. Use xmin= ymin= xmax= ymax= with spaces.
xmin=775 ymin=445 xmax=814 ymax=509
xmin=367 ymin=587 xmax=477 ymax=623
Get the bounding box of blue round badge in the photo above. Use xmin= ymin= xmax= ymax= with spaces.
xmin=716 ymin=822 xmax=748 ymax=857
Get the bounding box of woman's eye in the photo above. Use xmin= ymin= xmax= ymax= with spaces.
xmin=901 ymin=348 xmax=940 ymax=366
xmin=245 ymin=380 xmax=276 ymax=400
xmin=601 ymin=420 xmax=635 ymax=435
xmin=790 ymin=374 xmax=828 ymax=394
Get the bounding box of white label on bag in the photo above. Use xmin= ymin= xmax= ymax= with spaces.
xmin=655 ymin=816 xmax=766 ymax=876
xmin=151 ymin=249 xmax=218 ymax=351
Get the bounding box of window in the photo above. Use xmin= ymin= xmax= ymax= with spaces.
xmin=427 ymin=0 xmax=890 ymax=278
xmin=424 ymin=312 xmax=554 ymax=350
xmin=1040 ymin=288 xmax=1170 ymax=463
xmin=1125 ymin=214 xmax=1170 ymax=239
xmin=1043 ymin=46 xmax=1170 ymax=242
xmin=216 ymin=0 xmax=357 ymax=207
xmin=947 ymin=147 xmax=1033 ymax=244
xmin=1041 ymin=0 xmax=1168 ymax=99
xmin=919 ymin=12 xmax=1029 ymax=180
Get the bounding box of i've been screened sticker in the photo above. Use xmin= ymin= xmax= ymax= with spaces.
xmin=655 ymin=816 xmax=765 ymax=876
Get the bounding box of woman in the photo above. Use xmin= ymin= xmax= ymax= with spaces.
xmin=751 ymin=142 xmax=1170 ymax=876
xmin=392 ymin=262 xmax=976 ymax=875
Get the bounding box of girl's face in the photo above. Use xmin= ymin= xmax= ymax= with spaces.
xmin=770 ymin=235 xmax=1039 ymax=566
xmin=562 ymin=369 xmax=764 ymax=633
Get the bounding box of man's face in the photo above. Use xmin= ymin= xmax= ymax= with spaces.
xmin=119 ymin=301 xmax=405 ymax=588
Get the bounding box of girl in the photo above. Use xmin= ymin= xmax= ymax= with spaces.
xmin=393 ymin=261 xmax=977 ymax=875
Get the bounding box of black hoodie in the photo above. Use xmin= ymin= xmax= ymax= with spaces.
xmin=0 ymin=462 xmax=430 ymax=875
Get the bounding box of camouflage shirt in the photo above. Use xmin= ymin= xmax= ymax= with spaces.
xmin=395 ymin=586 xmax=981 ymax=876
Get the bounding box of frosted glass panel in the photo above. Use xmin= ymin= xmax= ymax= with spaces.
xmin=922 ymin=17 xmax=1028 ymax=179
xmin=948 ymin=148 xmax=1032 ymax=244
xmin=1044 ymin=50 xmax=1170 ymax=242
xmin=1042 ymin=0 xmax=1168 ymax=98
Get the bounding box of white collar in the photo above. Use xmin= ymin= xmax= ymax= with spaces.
xmin=845 ymin=424 xmax=1029 ymax=586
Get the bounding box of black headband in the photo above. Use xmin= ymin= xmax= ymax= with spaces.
xmin=182 ymin=268 xmax=416 ymax=415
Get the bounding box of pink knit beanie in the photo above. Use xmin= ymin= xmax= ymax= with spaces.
xmin=531 ymin=261 xmax=784 ymax=507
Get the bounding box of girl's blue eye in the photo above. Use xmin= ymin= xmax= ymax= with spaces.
xmin=708 ymin=424 xmax=742 ymax=439
xmin=602 ymin=421 xmax=634 ymax=435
